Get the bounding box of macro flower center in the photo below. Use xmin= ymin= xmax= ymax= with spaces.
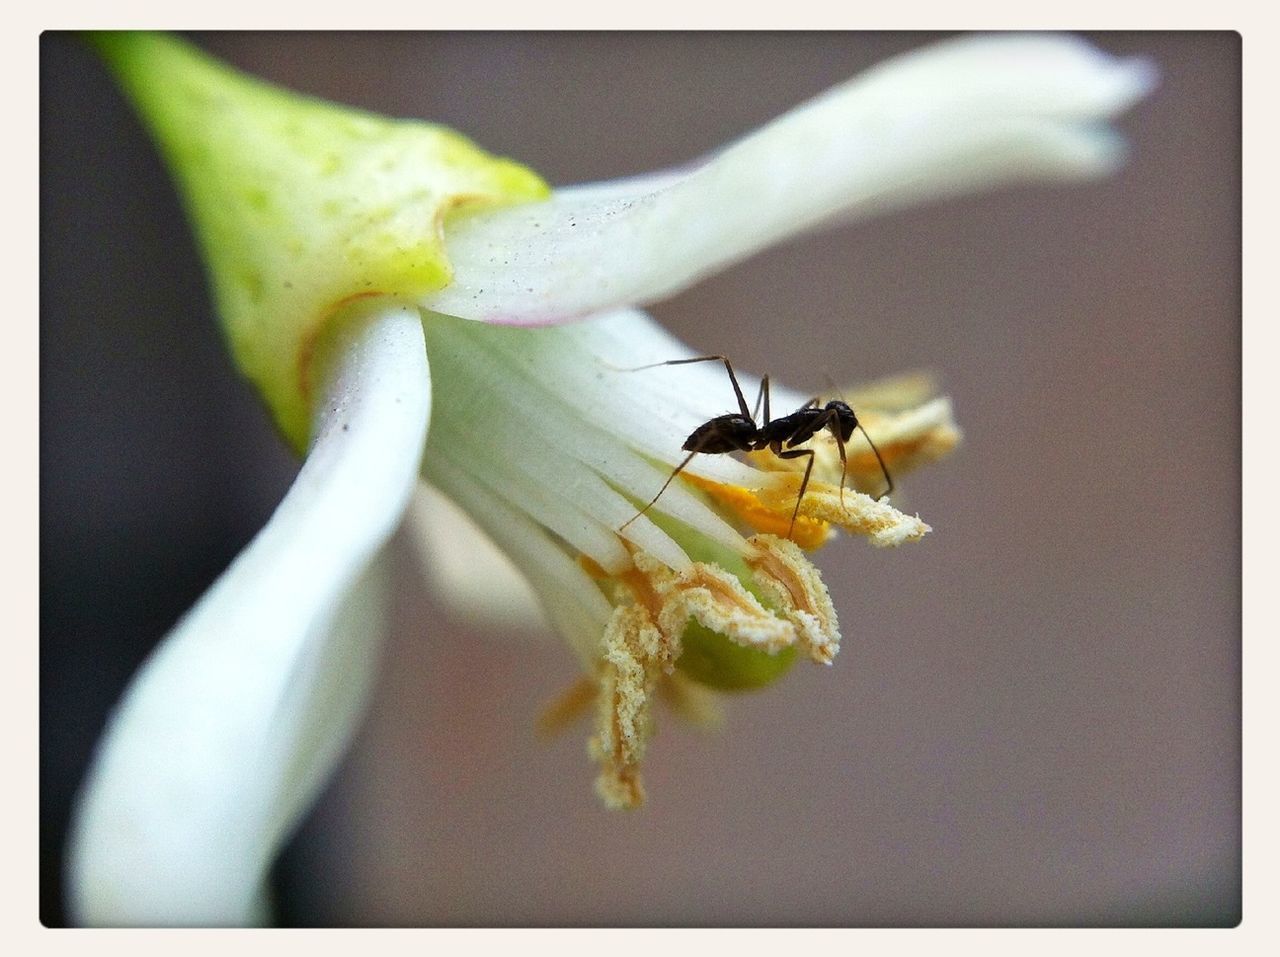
xmin=414 ymin=308 xmax=958 ymax=807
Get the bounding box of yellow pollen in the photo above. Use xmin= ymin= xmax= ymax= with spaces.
xmin=745 ymin=534 xmax=841 ymax=665
xmin=588 ymin=603 xmax=666 ymax=809
xmin=757 ymin=474 xmax=931 ymax=547
xmin=683 ymin=473 xmax=832 ymax=549
xmin=581 ymin=538 xmax=839 ymax=807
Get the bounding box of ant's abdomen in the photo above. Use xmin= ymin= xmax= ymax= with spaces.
xmin=682 ymin=415 xmax=757 ymax=454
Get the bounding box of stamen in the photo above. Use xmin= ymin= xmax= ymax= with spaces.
xmin=843 ymin=371 xmax=941 ymax=411
xmin=684 ymin=469 xmax=928 ymax=549
xmin=860 ymin=399 xmax=962 ymax=476
xmin=758 ymin=476 xmax=932 ymax=547
xmin=683 ymin=474 xmax=833 ymax=550
xmin=641 ymin=550 xmax=796 ymax=655
xmin=745 ymin=534 xmax=841 ymax=665
xmin=536 ymin=675 xmax=598 ymax=738
xmin=587 ymin=541 xmax=814 ymax=806
xmin=589 ymin=604 xmax=666 ymax=810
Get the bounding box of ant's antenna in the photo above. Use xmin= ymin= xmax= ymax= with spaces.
xmin=605 ymin=356 xmax=760 ymax=421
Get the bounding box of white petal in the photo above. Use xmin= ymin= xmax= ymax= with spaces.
xmin=406 ymin=482 xmax=550 ymax=632
xmin=426 ymin=33 xmax=1156 ymax=325
xmin=427 ymin=453 xmax=613 ymax=669
xmin=421 ymin=307 xmax=762 ymax=574
xmin=67 ymin=304 xmax=432 ymax=926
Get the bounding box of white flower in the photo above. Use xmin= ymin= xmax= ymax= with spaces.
xmin=66 ymin=33 xmax=1155 ymax=925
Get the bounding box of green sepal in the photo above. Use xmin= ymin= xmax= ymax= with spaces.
xmin=90 ymin=32 xmax=549 ymax=450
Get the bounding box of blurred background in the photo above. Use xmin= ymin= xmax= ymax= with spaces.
xmin=41 ymin=32 xmax=1239 ymax=926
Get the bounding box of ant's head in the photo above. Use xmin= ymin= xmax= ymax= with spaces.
xmin=825 ymin=400 xmax=858 ymax=441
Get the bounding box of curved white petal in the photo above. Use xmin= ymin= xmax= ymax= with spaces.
xmin=421 ymin=306 xmax=774 ymax=578
xmin=427 ymin=33 xmax=1156 ymax=325
xmin=427 ymin=454 xmax=613 ymax=670
xmin=406 ymin=482 xmax=550 ymax=633
xmin=67 ymin=304 xmax=432 ymax=926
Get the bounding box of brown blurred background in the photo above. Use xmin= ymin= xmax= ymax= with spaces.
xmin=40 ymin=32 xmax=1239 ymax=926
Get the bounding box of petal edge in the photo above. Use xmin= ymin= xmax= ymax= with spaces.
xmin=66 ymin=303 xmax=431 ymax=926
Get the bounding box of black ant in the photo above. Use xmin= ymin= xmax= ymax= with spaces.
xmin=619 ymin=355 xmax=893 ymax=540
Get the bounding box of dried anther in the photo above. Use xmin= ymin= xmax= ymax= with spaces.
xmin=589 ymin=604 xmax=666 ymax=809
xmin=744 ymin=534 xmax=840 ymax=665
xmin=586 ymin=537 xmax=843 ymax=807
xmin=756 ymin=478 xmax=931 ymax=548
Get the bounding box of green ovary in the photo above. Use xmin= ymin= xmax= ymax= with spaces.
xmin=678 ymin=623 xmax=798 ymax=690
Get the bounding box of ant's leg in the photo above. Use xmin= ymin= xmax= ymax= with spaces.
xmin=751 ymin=374 xmax=775 ymax=427
xmin=828 ymin=418 xmax=850 ymax=508
xmin=618 ymin=355 xmax=752 ymax=420
xmin=797 ymin=406 xmax=893 ymax=503
xmin=775 ymin=447 xmax=816 ymax=542
xmin=618 ymin=449 xmax=700 ymax=533
xmin=796 ymin=406 xmax=846 ymax=507
xmin=857 ymin=422 xmax=894 ymax=500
